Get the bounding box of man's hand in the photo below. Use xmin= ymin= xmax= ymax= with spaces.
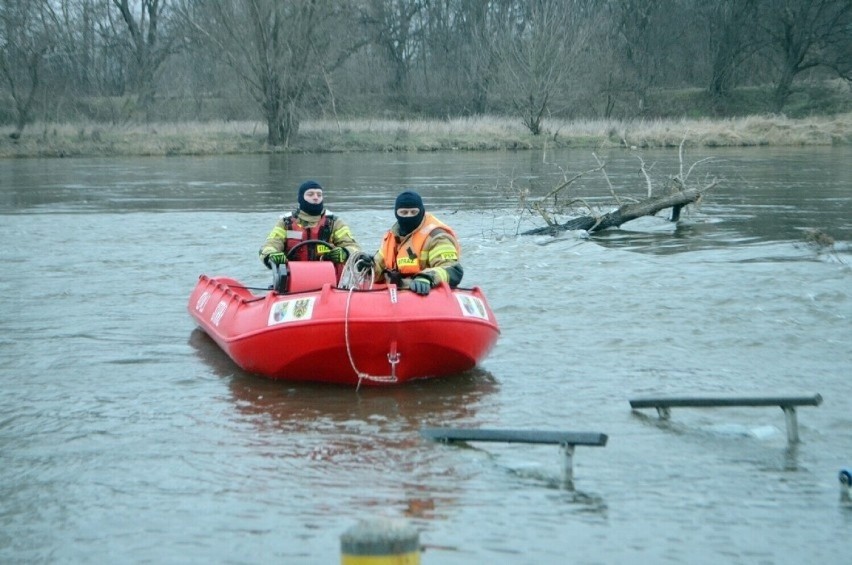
xmin=409 ymin=277 xmax=432 ymax=295
xmin=354 ymin=253 xmax=374 ymax=272
xmin=266 ymin=252 xmax=287 ymax=267
xmin=325 ymin=247 xmax=348 ymax=264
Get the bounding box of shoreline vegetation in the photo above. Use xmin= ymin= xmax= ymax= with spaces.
xmin=2 ymin=112 xmax=851 ymax=159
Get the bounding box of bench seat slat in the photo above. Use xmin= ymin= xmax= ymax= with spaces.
xmin=629 ymin=393 xmax=822 ymax=445
xmin=629 ymin=394 xmax=822 ymax=409
xmin=420 ymin=428 xmax=608 ymax=447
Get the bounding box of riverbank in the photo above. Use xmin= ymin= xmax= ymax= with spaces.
xmin=2 ymin=113 xmax=851 ymax=159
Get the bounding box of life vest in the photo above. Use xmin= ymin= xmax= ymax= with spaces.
xmin=380 ymin=213 xmax=459 ymax=275
xmin=283 ymin=211 xmax=334 ymax=261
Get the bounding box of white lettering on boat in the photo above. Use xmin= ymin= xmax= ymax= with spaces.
xmin=268 ymin=297 xmax=316 ymax=326
xmin=211 ymin=301 xmax=227 ymax=326
xmin=456 ymin=294 xmax=488 ymax=320
xmin=195 ymin=291 xmax=210 ymax=312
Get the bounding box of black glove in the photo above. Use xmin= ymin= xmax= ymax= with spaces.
xmin=325 ymin=247 xmax=348 ymax=264
xmin=409 ymin=277 xmax=432 ymax=295
xmin=265 ymin=251 xmax=287 ymax=268
xmin=354 ymin=253 xmax=374 ymax=272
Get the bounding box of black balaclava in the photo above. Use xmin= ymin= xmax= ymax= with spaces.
xmin=395 ymin=191 xmax=425 ymax=236
xmin=297 ymin=180 xmax=325 ymax=216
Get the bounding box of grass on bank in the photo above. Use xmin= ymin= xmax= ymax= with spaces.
xmin=1 ymin=112 xmax=851 ymax=159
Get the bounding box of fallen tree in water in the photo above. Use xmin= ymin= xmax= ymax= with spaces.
xmin=522 ymin=185 xmax=717 ymax=235
xmin=521 ymin=140 xmax=720 ymax=236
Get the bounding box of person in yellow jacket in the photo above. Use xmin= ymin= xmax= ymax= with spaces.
xmin=360 ymin=190 xmax=462 ymax=295
xmin=259 ymin=180 xmax=360 ymax=268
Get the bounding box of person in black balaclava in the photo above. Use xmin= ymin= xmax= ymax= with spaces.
xmin=297 ymin=179 xmax=325 ymax=215
xmin=360 ymin=190 xmax=463 ymax=295
xmin=394 ymin=190 xmax=426 ymax=236
xmin=259 ymin=180 xmax=360 ymax=267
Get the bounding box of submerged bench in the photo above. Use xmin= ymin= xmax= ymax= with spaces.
xmin=420 ymin=428 xmax=608 ymax=484
xmin=629 ymin=394 xmax=823 ymax=444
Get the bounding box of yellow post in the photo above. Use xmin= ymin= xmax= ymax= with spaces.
xmin=341 ymin=518 xmax=420 ymax=564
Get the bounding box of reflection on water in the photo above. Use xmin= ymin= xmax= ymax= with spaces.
xmin=227 ymin=373 xmax=497 ymax=429
xmin=189 ymin=327 xmax=506 ymax=524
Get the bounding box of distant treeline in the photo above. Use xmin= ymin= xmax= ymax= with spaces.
xmin=1 ymin=0 xmax=850 ymax=144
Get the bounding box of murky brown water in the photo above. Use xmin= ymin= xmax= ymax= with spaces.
xmin=1 ymin=147 xmax=851 ymax=563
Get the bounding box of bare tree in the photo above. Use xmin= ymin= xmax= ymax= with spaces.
xmin=177 ymin=0 xmax=361 ymax=146
xmin=0 ymin=0 xmax=55 ymax=138
xmin=41 ymin=0 xmax=95 ymax=97
xmin=606 ymin=0 xmax=670 ymax=116
xmin=417 ymin=0 xmax=508 ymax=115
xmin=700 ymin=0 xmax=760 ymax=105
xmin=495 ymin=0 xmax=597 ymax=134
xmin=760 ymin=0 xmax=852 ymax=112
xmin=107 ymin=0 xmax=179 ymax=115
xmin=462 ymin=3 xmax=497 ymax=114
xmin=39 ymin=0 xmax=130 ymax=123
xmin=360 ymin=0 xmax=424 ymax=104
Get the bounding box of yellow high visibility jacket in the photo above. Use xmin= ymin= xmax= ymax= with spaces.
xmin=259 ymin=209 xmax=359 ymax=264
xmin=375 ymin=213 xmax=463 ymax=288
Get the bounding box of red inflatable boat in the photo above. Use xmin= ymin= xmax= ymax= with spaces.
xmin=188 ymin=260 xmax=500 ymax=386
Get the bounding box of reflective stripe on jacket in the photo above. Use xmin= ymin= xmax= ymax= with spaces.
xmin=381 ymin=212 xmax=461 ymax=276
xmin=259 ymin=210 xmax=359 ymax=264
xmin=281 ymin=213 xmax=332 ymax=261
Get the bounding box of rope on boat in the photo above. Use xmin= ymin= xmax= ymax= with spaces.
xmin=339 ymin=254 xmax=399 ymax=390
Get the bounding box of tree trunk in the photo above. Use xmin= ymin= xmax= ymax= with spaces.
xmin=266 ymin=113 xmax=282 ymax=146
xmin=773 ymin=66 xmax=795 ymax=112
xmin=522 ymin=189 xmax=703 ymax=236
xmin=113 ymin=0 xmax=170 ymax=120
xmin=9 ymin=53 xmax=42 ymax=138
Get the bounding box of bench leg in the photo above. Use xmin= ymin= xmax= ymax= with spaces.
xmin=561 ymin=444 xmax=575 ymax=485
xmin=655 ymin=406 xmax=671 ymax=420
xmin=782 ymin=406 xmax=799 ymax=444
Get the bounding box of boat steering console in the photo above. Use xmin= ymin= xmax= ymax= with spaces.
xmin=270 ymin=239 xmax=338 ymax=294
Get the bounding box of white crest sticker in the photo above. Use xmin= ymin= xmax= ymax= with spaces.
xmin=268 ymin=297 xmax=316 ymax=326
xmin=455 ymin=294 xmax=488 ymax=320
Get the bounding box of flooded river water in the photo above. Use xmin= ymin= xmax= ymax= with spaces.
xmin=1 ymin=146 xmax=851 ymax=563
